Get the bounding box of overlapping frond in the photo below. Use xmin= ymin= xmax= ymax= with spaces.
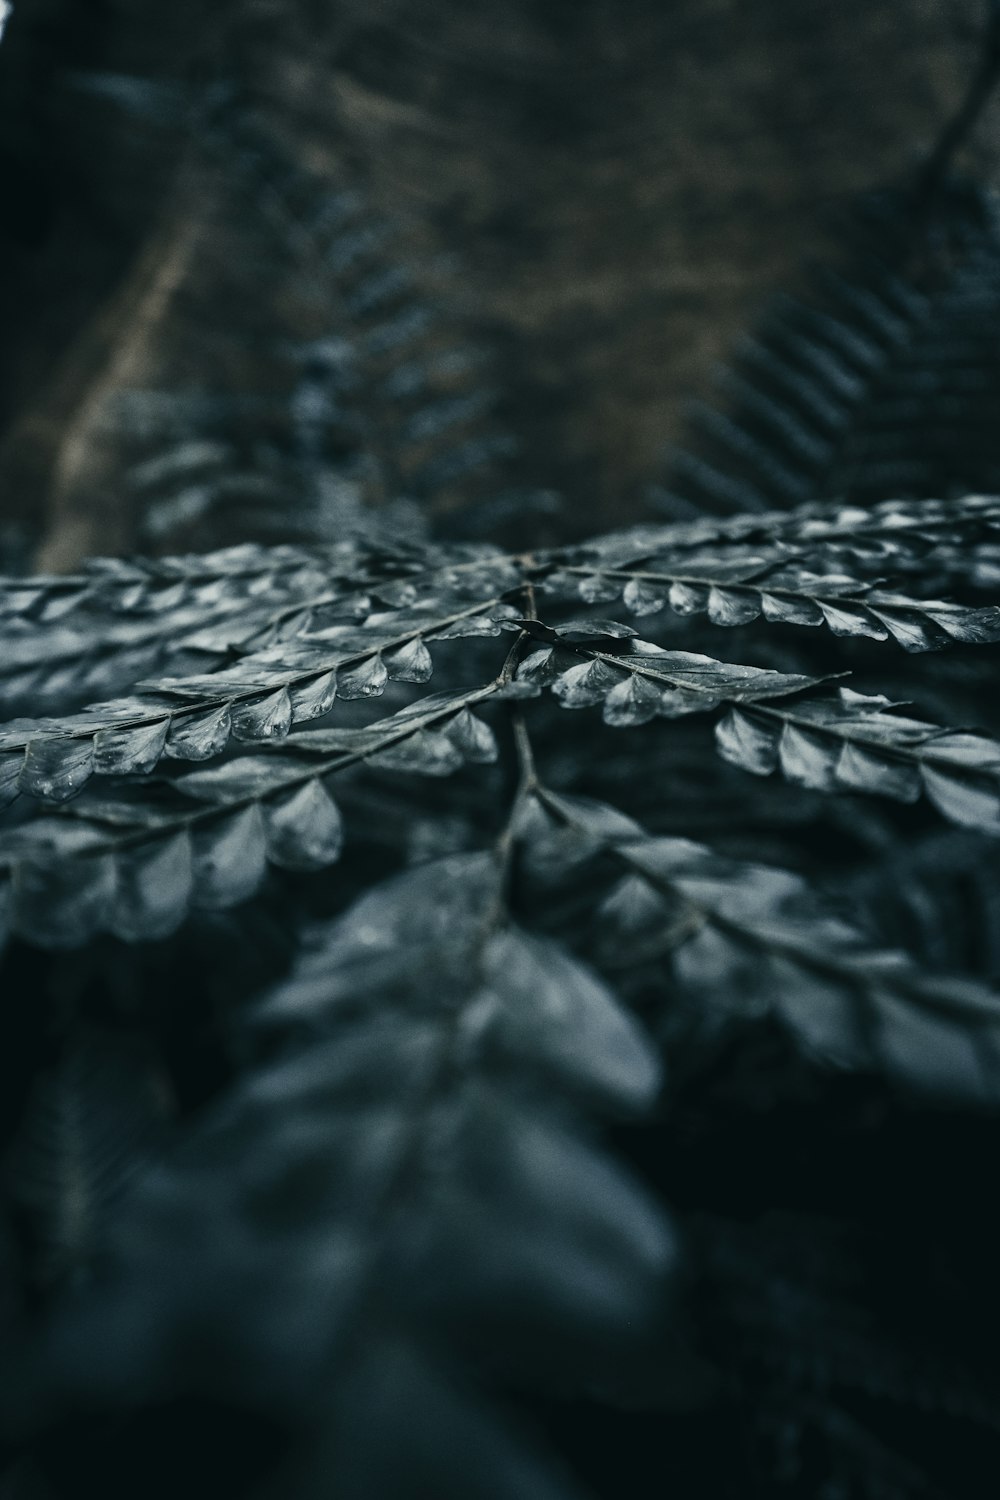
xmin=657 ymin=184 xmax=1000 ymax=520
xmin=44 ymin=851 xmax=673 ymax=1498
xmin=518 ymin=788 xmax=1000 ymax=1106
xmin=60 ymin=77 xmax=526 ymax=560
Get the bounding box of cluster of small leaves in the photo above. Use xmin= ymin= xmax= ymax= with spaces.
xmin=555 ymin=505 xmax=1000 ymax=646
xmin=4 ymin=493 xmax=1000 ymax=958
xmin=0 ymin=539 xmax=394 ymax=710
xmin=523 ymin=788 xmax=1000 ymax=1107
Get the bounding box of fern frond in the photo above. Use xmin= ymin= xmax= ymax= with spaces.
xmin=0 ymin=587 xmax=518 ymax=805
xmin=8 ymin=491 xmax=999 ymax=717
xmin=0 ymin=685 xmax=505 ymax=947
xmin=203 ymin=101 xmax=519 ymax=517
xmin=46 ymin=849 xmax=672 ymax=1498
xmin=571 ymin=492 xmax=1000 ymax=613
xmin=516 ymin=624 xmax=1000 ymax=833
xmin=628 ymin=490 xmax=1000 ymax=557
xmin=521 ymin=789 xmax=1000 ymax=1106
xmin=58 ymin=78 xmax=525 ymax=559
xmin=515 ymin=626 xmax=825 ymax=720
xmin=0 ymin=540 xmax=400 ymax=627
xmin=2 ymin=490 xmax=1000 ymax=953
xmin=658 ymin=185 xmax=1000 ymax=520
xmin=549 ymin=559 xmax=1000 ymax=650
xmin=716 ymin=687 xmax=1000 ymax=833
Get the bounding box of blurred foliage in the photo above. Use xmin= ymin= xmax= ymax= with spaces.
xmin=3 ymin=4 xmax=1000 ymax=1499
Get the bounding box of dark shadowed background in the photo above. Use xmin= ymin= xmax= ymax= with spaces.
xmin=1 ymin=0 xmax=998 ymax=566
